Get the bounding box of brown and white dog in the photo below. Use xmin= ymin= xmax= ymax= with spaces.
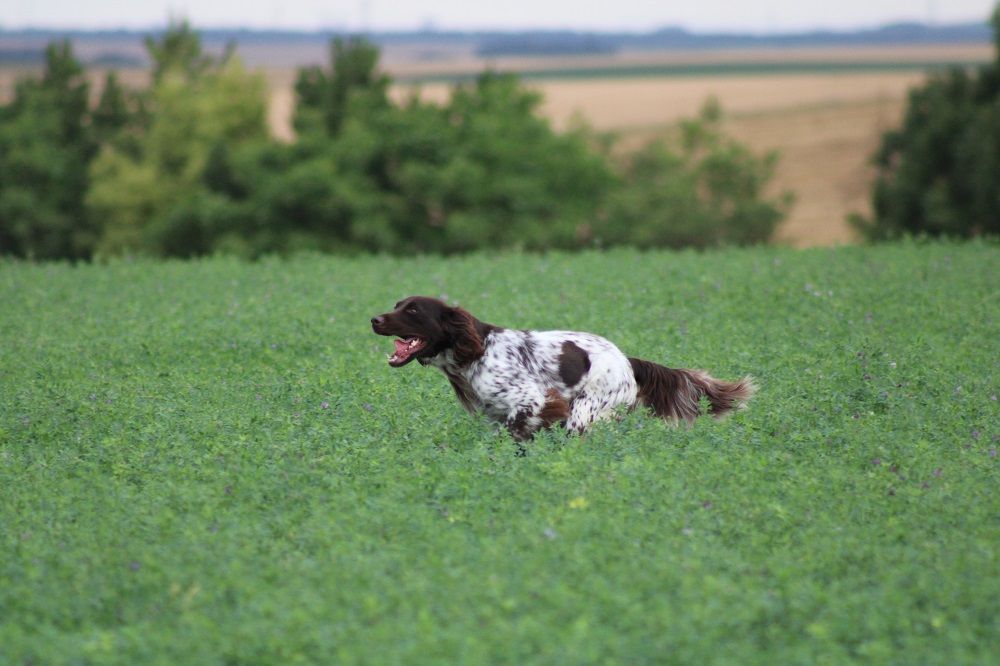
xmin=371 ymin=296 xmax=755 ymax=440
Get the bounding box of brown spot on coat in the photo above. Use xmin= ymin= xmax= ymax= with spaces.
xmin=540 ymin=388 xmax=570 ymax=427
xmin=558 ymin=341 xmax=590 ymax=387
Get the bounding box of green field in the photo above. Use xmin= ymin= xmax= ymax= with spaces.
xmin=1 ymin=242 xmax=998 ymax=663
xmin=401 ymin=58 xmax=990 ymax=84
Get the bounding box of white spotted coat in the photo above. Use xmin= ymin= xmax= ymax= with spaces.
xmin=424 ymin=329 xmax=638 ymax=439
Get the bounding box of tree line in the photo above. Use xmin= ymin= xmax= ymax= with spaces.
xmin=2 ymin=10 xmax=996 ymax=261
xmin=0 ymin=22 xmax=791 ymax=260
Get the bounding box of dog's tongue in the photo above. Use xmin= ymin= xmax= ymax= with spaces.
xmin=389 ymin=337 xmax=423 ymax=366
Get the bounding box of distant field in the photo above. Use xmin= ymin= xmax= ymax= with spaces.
xmin=725 ymin=98 xmax=906 ymax=247
xmin=2 ymin=243 xmax=998 ymax=663
xmin=1 ymin=43 xmax=989 ymax=247
xmin=382 ymin=43 xmax=992 ymax=79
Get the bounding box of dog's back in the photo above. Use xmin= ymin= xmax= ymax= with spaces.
xmin=451 ymin=329 xmax=638 ymax=434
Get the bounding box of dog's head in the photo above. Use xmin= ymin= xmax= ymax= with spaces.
xmin=371 ymin=296 xmax=485 ymax=367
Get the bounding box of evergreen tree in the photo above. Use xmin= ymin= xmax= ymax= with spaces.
xmin=92 ymin=72 xmax=131 ymax=145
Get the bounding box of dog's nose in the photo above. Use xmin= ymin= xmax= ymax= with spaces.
xmin=371 ymin=315 xmax=385 ymax=328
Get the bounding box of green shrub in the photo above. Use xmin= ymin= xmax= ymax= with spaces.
xmin=0 ymin=42 xmax=96 ymax=259
xmin=293 ymin=36 xmax=390 ymax=137
xmin=853 ymin=4 xmax=1000 ymax=240
xmin=599 ymin=99 xmax=789 ymax=248
xmin=1 ymin=27 xmax=788 ymax=259
xmin=209 ymin=66 xmax=615 ymax=256
xmin=209 ymin=45 xmax=782 ymax=256
xmin=85 ymin=23 xmax=269 ymax=258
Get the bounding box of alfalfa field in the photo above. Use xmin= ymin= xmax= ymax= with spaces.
xmin=1 ymin=241 xmax=998 ymax=663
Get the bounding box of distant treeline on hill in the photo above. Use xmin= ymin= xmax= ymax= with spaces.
xmin=0 ymin=20 xmax=993 ymax=65
xmin=476 ymin=33 xmax=619 ymax=57
xmin=475 ymin=21 xmax=994 ymax=56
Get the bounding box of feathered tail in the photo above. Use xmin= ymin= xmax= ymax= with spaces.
xmin=628 ymin=358 xmax=755 ymax=423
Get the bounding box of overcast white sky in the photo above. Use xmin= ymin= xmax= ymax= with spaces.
xmin=2 ymin=1 xmax=996 ymax=33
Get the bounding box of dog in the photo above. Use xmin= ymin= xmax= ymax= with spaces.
xmin=371 ymin=296 xmax=755 ymax=441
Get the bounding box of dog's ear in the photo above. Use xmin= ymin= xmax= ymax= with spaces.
xmin=444 ymin=307 xmax=484 ymax=366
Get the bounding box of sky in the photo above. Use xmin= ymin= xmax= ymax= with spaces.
xmin=2 ymin=1 xmax=996 ymax=33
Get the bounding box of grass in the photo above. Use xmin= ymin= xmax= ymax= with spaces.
xmin=1 ymin=241 xmax=998 ymax=664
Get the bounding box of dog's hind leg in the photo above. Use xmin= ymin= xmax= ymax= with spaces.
xmin=565 ymin=391 xmax=622 ymax=434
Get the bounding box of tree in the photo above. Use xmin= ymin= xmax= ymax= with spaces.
xmin=429 ymin=72 xmax=613 ymax=251
xmin=853 ymin=3 xmax=1000 ymax=239
xmin=91 ymin=71 xmax=147 ymax=151
xmin=306 ymin=70 xmax=615 ymax=254
xmin=2 ymin=24 xmax=792 ymax=260
xmin=87 ymin=24 xmax=268 ymax=257
xmin=281 ymin=44 xmax=614 ymax=255
xmin=0 ymin=41 xmax=96 ymax=259
xmin=597 ymin=99 xmax=789 ymax=249
xmin=127 ymin=35 xmax=783 ymax=257
xmin=293 ymin=37 xmax=390 ymax=136
xmin=92 ymin=72 xmax=129 ymax=142
xmin=144 ymin=18 xmax=215 ymax=84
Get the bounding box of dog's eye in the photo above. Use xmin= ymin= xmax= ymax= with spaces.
xmin=406 ymin=306 xmax=418 ymax=314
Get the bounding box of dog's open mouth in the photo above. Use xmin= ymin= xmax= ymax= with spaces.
xmin=388 ymin=336 xmax=426 ymax=367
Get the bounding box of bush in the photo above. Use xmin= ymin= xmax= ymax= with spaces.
xmin=0 ymin=42 xmax=96 ymax=259
xmin=85 ymin=22 xmax=268 ymax=258
xmin=1 ymin=27 xmax=788 ymax=259
xmin=853 ymin=4 xmax=1000 ymax=240
xmin=207 ymin=67 xmax=615 ymax=256
xmin=598 ymin=99 xmax=789 ymax=248
xmin=205 ymin=47 xmax=782 ymax=256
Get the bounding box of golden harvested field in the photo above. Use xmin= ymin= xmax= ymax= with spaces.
xmin=4 ymin=44 xmax=987 ymax=246
xmin=723 ymin=96 xmax=905 ymax=246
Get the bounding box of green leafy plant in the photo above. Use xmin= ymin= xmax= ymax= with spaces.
xmin=1 ymin=27 xmax=788 ymax=259
xmin=852 ymin=3 xmax=1000 ymax=239
xmin=599 ymin=98 xmax=790 ymax=248
xmin=1 ymin=242 xmax=997 ymax=662
xmin=0 ymin=41 xmax=96 ymax=259
xmin=85 ymin=20 xmax=268 ymax=257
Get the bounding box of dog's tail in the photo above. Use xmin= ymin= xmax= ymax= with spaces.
xmin=628 ymin=357 xmax=755 ymax=423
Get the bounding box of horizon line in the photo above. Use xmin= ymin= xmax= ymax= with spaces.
xmin=0 ymin=16 xmax=992 ymax=38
